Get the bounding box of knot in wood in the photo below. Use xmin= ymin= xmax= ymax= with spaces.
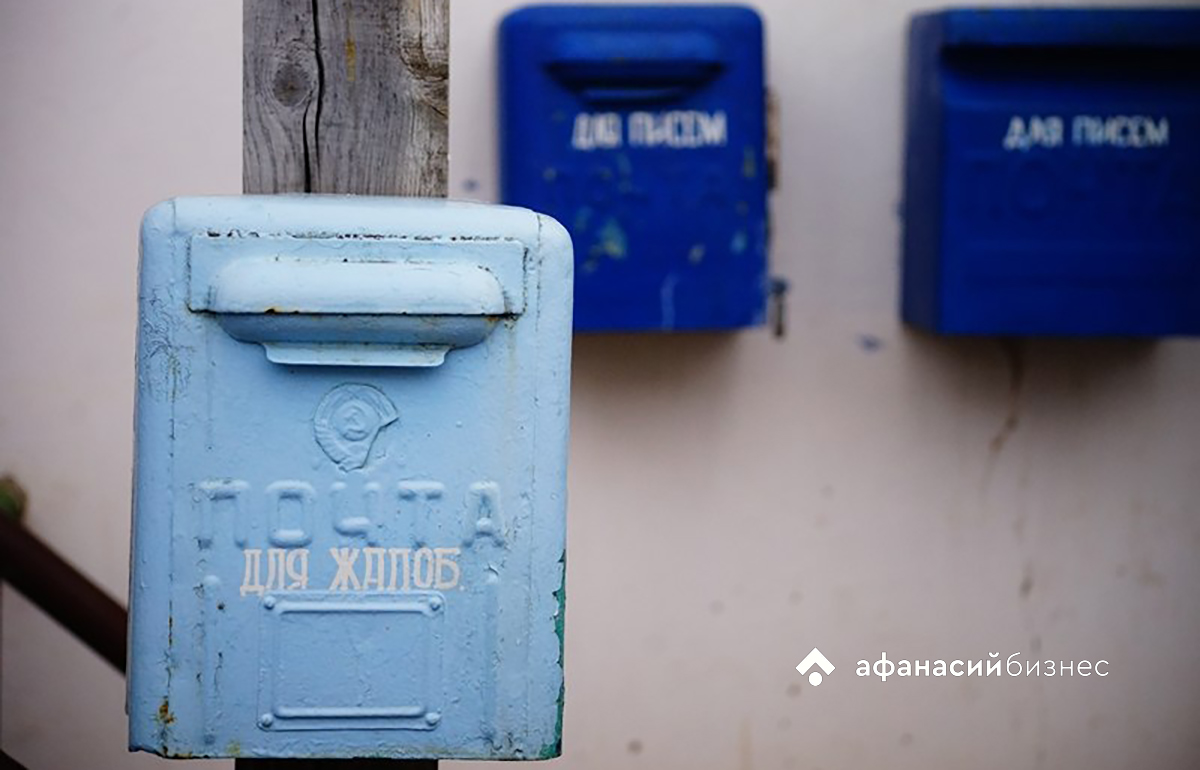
xmin=272 ymin=60 xmax=314 ymax=107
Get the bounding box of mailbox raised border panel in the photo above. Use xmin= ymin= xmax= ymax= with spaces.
xmin=129 ymin=196 xmax=572 ymax=760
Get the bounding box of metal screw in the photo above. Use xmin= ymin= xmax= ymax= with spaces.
xmin=425 ymin=711 xmax=441 ymax=726
xmin=259 ymin=713 xmax=275 ymax=728
xmin=263 ymin=596 xmax=276 ymax=610
xmin=429 ymin=596 xmax=443 ymax=612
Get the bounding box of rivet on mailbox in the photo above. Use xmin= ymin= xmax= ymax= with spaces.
xmin=128 ymin=197 xmax=573 ymax=760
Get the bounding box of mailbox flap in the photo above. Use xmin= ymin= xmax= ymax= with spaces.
xmin=544 ymin=30 xmax=724 ymax=103
xmin=185 ymin=209 xmax=529 ymax=367
xmin=927 ymin=8 xmax=1200 ymax=49
xmin=209 ymin=258 xmax=507 ymax=316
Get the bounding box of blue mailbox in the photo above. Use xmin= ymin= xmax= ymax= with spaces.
xmin=902 ymin=8 xmax=1200 ymax=335
xmin=500 ymin=5 xmax=769 ymax=332
xmin=128 ymin=197 xmax=572 ymax=760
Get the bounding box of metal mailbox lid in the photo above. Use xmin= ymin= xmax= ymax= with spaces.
xmin=500 ymin=5 xmax=768 ymax=332
xmin=129 ymin=196 xmax=572 ymax=760
xmin=901 ymin=8 xmax=1200 ymax=336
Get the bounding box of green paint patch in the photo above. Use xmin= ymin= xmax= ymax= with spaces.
xmin=616 ymin=153 xmax=633 ymax=177
xmin=0 ymin=475 xmax=28 ymax=522
xmin=539 ymin=729 xmax=563 ymax=760
xmin=592 ymin=218 xmax=627 ymax=260
xmin=541 ymin=549 xmax=567 ymax=759
xmin=742 ymin=145 xmax=758 ymax=178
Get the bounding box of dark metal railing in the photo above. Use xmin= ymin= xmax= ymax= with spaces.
xmin=0 ymin=505 xmax=127 ymax=674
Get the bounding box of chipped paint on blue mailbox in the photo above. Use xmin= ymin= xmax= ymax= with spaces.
xmin=902 ymin=8 xmax=1200 ymax=335
xmin=500 ymin=5 xmax=768 ymax=331
xmin=129 ymin=197 xmax=572 ymax=760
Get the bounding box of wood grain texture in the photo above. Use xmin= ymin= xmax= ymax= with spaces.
xmin=244 ymin=0 xmax=448 ymax=196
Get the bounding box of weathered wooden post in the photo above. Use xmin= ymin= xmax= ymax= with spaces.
xmin=241 ymin=1 xmax=447 ymax=767
xmin=244 ymin=0 xmax=448 ymax=197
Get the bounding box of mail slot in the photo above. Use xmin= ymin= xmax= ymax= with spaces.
xmin=500 ymin=5 xmax=769 ymax=331
xmin=902 ymin=8 xmax=1200 ymax=336
xmin=128 ymin=196 xmax=572 ymax=760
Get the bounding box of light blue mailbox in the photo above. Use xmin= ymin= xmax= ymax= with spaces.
xmin=128 ymin=197 xmax=572 ymax=760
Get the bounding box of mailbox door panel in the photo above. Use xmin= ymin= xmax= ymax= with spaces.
xmin=130 ymin=197 xmax=571 ymax=760
xmin=501 ymin=5 xmax=768 ymax=332
xmin=902 ymin=9 xmax=1200 ymax=335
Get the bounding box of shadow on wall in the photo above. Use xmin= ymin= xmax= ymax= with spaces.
xmin=571 ymin=332 xmax=740 ymax=397
xmin=898 ymin=333 xmax=1163 ymax=477
xmin=571 ymin=328 xmax=1163 ymax=437
xmin=903 ymin=333 xmax=1160 ymax=404
xmin=567 ymin=332 xmax=743 ymax=481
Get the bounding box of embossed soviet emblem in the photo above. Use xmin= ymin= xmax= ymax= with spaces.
xmin=313 ymin=384 xmax=398 ymax=471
